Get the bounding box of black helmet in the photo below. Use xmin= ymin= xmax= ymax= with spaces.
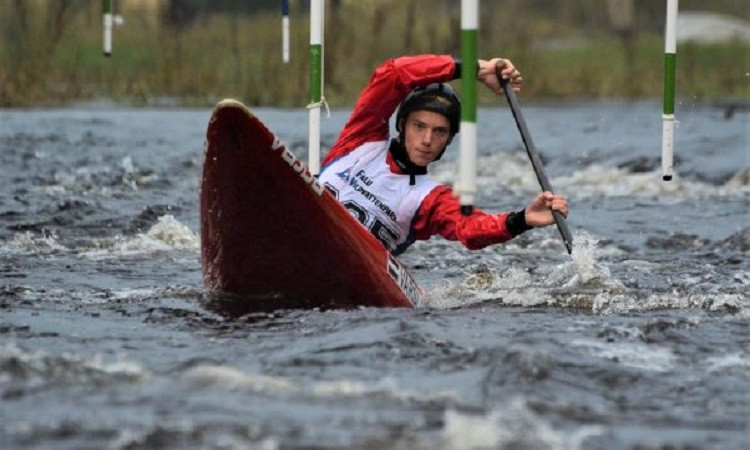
xmin=395 ymin=83 xmax=461 ymax=136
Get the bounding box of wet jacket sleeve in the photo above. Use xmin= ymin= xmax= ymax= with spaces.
xmin=322 ymin=55 xmax=458 ymax=167
xmin=412 ymin=185 xmax=531 ymax=249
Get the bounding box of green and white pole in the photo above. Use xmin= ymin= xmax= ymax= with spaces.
xmin=308 ymin=0 xmax=324 ymax=175
xmin=281 ymin=0 xmax=290 ymax=63
xmin=103 ymin=0 xmax=113 ymax=57
xmin=662 ymin=0 xmax=678 ymax=181
xmin=459 ymin=0 xmax=478 ymax=215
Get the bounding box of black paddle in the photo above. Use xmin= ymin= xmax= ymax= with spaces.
xmin=500 ymin=74 xmax=574 ymax=255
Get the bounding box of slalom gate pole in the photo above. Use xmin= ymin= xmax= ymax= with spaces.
xmin=103 ymin=0 xmax=113 ymax=57
xmin=308 ymin=0 xmax=324 ymax=175
xmin=459 ymin=0 xmax=478 ymax=216
xmin=662 ymin=0 xmax=678 ymax=181
xmin=281 ymin=0 xmax=290 ymax=63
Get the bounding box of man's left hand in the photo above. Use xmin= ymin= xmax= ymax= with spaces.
xmin=478 ymin=58 xmax=523 ymax=94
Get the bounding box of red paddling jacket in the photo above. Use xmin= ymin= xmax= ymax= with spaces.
xmin=320 ymin=55 xmax=530 ymax=255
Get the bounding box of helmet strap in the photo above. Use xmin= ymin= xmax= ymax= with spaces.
xmin=389 ymin=138 xmax=426 ymax=186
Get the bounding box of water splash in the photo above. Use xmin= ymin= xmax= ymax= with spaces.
xmin=725 ymin=167 xmax=750 ymax=188
xmin=558 ymin=230 xmax=614 ymax=287
xmin=121 ymin=155 xmax=138 ymax=190
xmin=424 ymin=266 xmax=537 ymax=309
xmin=145 ymin=215 xmax=199 ymax=250
xmin=79 ymin=215 xmax=198 ymax=259
xmin=2 ymin=231 xmax=67 ymax=255
xmin=424 ymin=230 xmax=748 ymax=315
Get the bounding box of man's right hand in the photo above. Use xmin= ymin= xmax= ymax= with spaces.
xmin=524 ymin=191 xmax=569 ymax=227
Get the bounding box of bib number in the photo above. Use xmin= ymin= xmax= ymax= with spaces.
xmin=325 ymin=183 xmax=399 ymax=250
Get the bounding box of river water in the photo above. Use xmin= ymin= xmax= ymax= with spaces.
xmin=1 ymin=100 xmax=748 ymax=449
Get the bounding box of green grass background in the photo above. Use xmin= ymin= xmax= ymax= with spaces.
xmin=0 ymin=0 xmax=747 ymax=107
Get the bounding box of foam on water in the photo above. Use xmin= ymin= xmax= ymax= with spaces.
xmin=431 ymin=151 xmax=750 ymax=200
xmin=0 ymin=343 xmax=147 ymax=386
xmin=705 ymin=352 xmax=750 ymax=372
xmin=9 ymin=285 xmax=166 ymax=307
xmin=422 ymin=226 xmax=750 ymax=315
xmin=558 ymin=165 xmax=750 ymax=198
xmin=2 ymin=231 xmax=67 ymax=255
xmin=143 ymin=215 xmax=199 ymax=250
xmin=425 ymin=266 xmax=546 ymax=309
xmin=312 ymin=378 xmax=461 ymax=404
xmin=79 ymin=215 xmax=199 ymax=259
xmin=441 ymin=399 xmax=604 ymax=450
xmin=592 ymin=291 xmax=748 ymax=314
xmin=108 ymin=425 xmax=279 ymax=450
xmin=424 ymin=230 xmax=624 ymax=311
xmin=179 ymin=365 xmax=461 ymax=405
xmin=430 ymin=152 xmax=539 ymax=191
xmin=1 ymin=215 xmax=197 ymax=259
xmin=570 ymin=339 xmax=677 ymax=372
xmin=726 ymin=167 xmax=750 ymax=188
xmin=180 ymin=365 xmax=297 ymax=394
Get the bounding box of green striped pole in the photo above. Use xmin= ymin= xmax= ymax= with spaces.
xmin=459 ymin=0 xmax=478 ymax=215
xmin=103 ymin=0 xmax=112 ymax=57
xmin=662 ymin=0 xmax=678 ymax=181
xmin=308 ymin=0 xmax=324 ymax=175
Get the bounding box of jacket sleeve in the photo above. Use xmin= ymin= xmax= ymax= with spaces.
xmin=413 ymin=185 xmax=525 ymax=249
xmin=322 ymin=55 xmax=458 ymax=167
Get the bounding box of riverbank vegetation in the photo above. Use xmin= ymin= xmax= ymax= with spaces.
xmin=0 ymin=0 xmax=747 ymax=107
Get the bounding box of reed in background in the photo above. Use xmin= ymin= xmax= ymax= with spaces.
xmin=0 ymin=0 xmax=747 ymax=107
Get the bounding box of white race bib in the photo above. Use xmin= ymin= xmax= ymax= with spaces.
xmin=320 ymin=141 xmax=438 ymax=254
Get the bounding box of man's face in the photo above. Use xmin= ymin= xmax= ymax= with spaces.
xmin=402 ymin=110 xmax=452 ymax=167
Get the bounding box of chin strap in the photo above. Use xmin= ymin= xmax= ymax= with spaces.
xmin=388 ymin=138 xmax=427 ymax=186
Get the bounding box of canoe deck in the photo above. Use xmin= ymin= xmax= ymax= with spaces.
xmin=200 ymin=99 xmax=422 ymax=311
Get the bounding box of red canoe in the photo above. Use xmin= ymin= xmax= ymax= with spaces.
xmin=200 ymin=99 xmax=422 ymax=310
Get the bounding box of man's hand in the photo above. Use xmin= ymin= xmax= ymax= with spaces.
xmin=524 ymin=191 xmax=568 ymax=227
xmin=478 ymin=58 xmax=523 ymax=95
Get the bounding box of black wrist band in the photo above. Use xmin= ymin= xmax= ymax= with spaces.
xmin=452 ymin=58 xmax=462 ymax=80
xmin=506 ymin=209 xmax=533 ymax=237
xmin=452 ymin=58 xmax=481 ymax=80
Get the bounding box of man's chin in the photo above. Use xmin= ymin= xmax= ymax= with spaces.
xmin=412 ymin=156 xmax=431 ymax=167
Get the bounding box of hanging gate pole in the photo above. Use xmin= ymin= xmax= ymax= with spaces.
xmin=281 ymin=0 xmax=290 ymax=63
xmin=662 ymin=0 xmax=678 ymax=181
xmin=458 ymin=0 xmax=479 ymax=215
xmin=308 ymin=0 xmax=324 ymax=175
xmin=103 ymin=0 xmax=113 ymax=56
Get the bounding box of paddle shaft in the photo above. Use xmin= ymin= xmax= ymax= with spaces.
xmin=501 ymin=78 xmax=574 ymax=255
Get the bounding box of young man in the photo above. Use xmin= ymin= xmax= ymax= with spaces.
xmin=319 ymin=54 xmax=569 ymax=255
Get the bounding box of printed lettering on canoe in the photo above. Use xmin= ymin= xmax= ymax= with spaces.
xmin=387 ymin=254 xmax=422 ymax=307
xmin=272 ymin=135 xmax=323 ymax=196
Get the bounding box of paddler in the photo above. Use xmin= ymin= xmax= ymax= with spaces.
xmin=319 ymin=55 xmax=569 ymax=255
